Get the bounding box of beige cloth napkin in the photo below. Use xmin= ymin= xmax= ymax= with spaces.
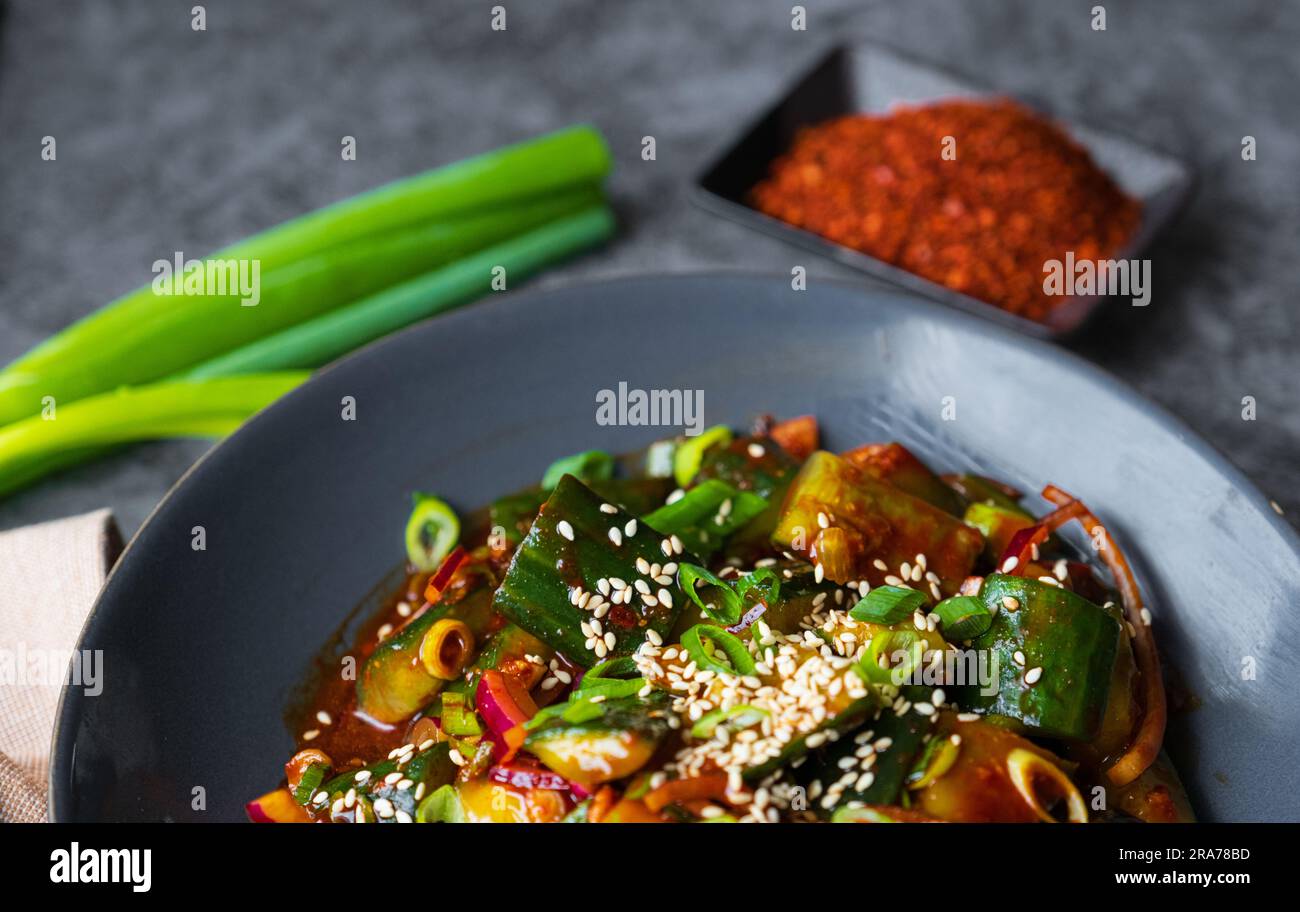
xmin=0 ymin=509 xmax=123 ymax=822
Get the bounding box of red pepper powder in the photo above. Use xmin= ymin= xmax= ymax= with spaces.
xmin=750 ymin=98 xmax=1142 ymax=322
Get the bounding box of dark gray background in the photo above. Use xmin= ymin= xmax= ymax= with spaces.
xmin=0 ymin=0 xmax=1296 ymax=534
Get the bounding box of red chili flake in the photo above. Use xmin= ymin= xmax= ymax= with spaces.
xmin=750 ymin=98 xmax=1142 ymax=322
xmin=606 ymin=604 xmax=640 ymax=628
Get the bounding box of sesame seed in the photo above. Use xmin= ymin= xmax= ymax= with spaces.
xmin=1001 ymin=556 xmax=1019 ymax=573
xmin=748 ymin=443 xmax=766 ymax=458
xmin=1002 ymin=596 xmax=1020 ymax=612
xmin=609 ymin=527 xmax=623 ymax=546
xmin=600 ymin=503 xmax=618 ymax=514
xmin=625 ymin=519 xmax=638 ymax=537
xmin=556 ymin=520 xmax=575 ymax=541
xmin=1024 ymin=666 xmax=1043 ymax=685
xmin=316 ymin=710 xmax=332 ymax=726
xmin=302 ymin=729 xmax=320 ymax=741
xmin=354 ymin=770 xmax=372 ymax=783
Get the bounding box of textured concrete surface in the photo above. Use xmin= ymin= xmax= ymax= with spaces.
xmin=0 ymin=0 xmax=1296 ymax=534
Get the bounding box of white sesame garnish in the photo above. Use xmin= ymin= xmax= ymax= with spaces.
xmin=316 ymin=710 xmax=332 ymax=726
xmin=599 ymin=502 xmax=617 ymax=514
xmin=556 ymin=520 xmax=575 ymax=541
xmin=624 ymin=519 xmax=638 ymax=537
xmin=302 ymin=729 xmax=320 ymax=741
xmin=1001 ymin=556 xmax=1019 ymax=573
xmin=1024 ymin=666 xmax=1043 ymax=685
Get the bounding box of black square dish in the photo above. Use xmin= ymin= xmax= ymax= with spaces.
xmin=694 ymin=43 xmax=1195 ymax=338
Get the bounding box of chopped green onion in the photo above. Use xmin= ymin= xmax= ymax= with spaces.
xmin=672 ymin=425 xmax=732 ymax=487
xmin=404 ymin=493 xmax=460 ymax=572
xmin=541 ymin=449 xmax=615 ymax=491
xmin=415 ymin=784 xmax=465 ymax=823
xmin=849 ymin=585 xmax=928 ymax=625
xmin=677 ymin=563 xmax=744 ymax=625
xmin=438 ymin=692 xmax=482 ymax=737
xmin=733 ymin=568 xmax=781 ymax=608
xmin=857 ymin=630 xmax=925 ymax=685
xmin=930 ymin=595 xmax=992 ymax=640
xmin=676 ymin=563 xmax=782 ymax=627
xmin=643 ymin=479 xmax=767 ymax=556
xmin=291 ymin=762 xmax=328 ymax=805
xmin=689 ymin=704 xmax=769 ymax=739
xmin=680 ymin=624 xmax=756 ymax=677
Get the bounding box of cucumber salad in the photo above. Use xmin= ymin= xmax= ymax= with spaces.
xmin=249 ymin=415 xmax=1189 ymax=824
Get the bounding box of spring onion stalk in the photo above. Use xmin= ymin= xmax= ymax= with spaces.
xmin=0 ymin=126 xmax=611 ymax=425
xmin=0 ymin=373 xmax=307 ymax=496
xmin=0 ymin=187 xmax=604 ymax=424
xmin=182 ymin=205 xmax=615 ymax=378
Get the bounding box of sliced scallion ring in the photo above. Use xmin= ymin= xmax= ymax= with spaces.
xmin=404 ymin=493 xmax=460 ymax=572
xmin=930 ymin=595 xmax=992 ymax=640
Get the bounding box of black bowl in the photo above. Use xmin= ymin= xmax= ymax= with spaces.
xmin=51 ymin=274 xmax=1300 ymax=821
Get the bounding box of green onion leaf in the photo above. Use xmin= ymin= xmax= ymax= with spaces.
xmin=680 ymin=624 xmax=756 ymax=677
xmin=929 ymin=595 xmax=992 ymax=640
xmin=404 ymin=493 xmax=460 ymax=572
xmin=673 ymin=425 xmax=732 ymax=487
xmin=541 ymin=449 xmax=615 ymax=491
xmin=849 ymin=585 xmax=928 ymax=625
